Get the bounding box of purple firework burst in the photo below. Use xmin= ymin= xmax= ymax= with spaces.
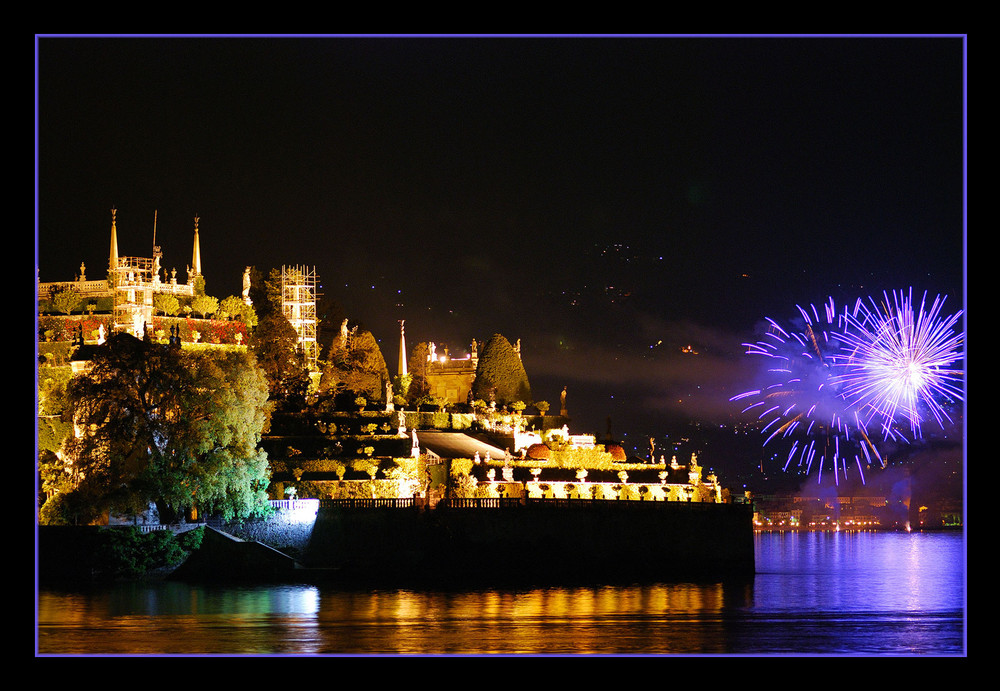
xmin=731 ymin=297 xmax=882 ymax=485
xmin=833 ymin=289 xmax=965 ymax=440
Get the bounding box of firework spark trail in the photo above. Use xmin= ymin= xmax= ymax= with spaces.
xmin=733 ymin=288 xmax=965 ymax=485
xmin=834 ymin=288 xmax=965 ymax=439
xmin=731 ymin=297 xmax=877 ymax=485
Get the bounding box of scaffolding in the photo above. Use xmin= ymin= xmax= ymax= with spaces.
xmin=111 ymin=256 xmax=156 ymax=337
xmin=281 ymin=265 xmax=320 ymax=370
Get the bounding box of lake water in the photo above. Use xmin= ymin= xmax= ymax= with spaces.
xmin=36 ymin=530 xmax=965 ymax=656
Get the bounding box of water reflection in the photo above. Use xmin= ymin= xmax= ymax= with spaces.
xmin=37 ymin=531 xmax=964 ymax=655
xmin=305 ymin=582 xmax=754 ymax=655
xmin=38 ymin=581 xmax=754 ymax=655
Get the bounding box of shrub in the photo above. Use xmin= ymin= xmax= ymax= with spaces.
xmin=95 ymin=526 xmax=204 ymax=578
xmin=450 ymin=459 xmax=475 ymax=477
xmin=526 ymin=443 xmax=550 ymax=460
xmin=607 ymin=444 xmax=627 ymax=461
xmin=176 ymin=526 xmax=204 ymax=552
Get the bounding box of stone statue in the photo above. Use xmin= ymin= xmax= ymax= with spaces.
xmin=242 ymin=267 xmax=252 ymax=304
xmin=79 ymin=263 xmax=86 ymax=281
xmin=340 ymin=318 xmax=349 ymax=346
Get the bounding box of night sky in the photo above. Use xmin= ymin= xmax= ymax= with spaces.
xmin=36 ymin=36 xmax=966 ymax=472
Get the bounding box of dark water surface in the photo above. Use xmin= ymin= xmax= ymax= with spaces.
xmin=36 ymin=530 xmax=965 ymax=656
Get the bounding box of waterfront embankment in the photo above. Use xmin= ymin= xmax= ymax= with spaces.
xmin=39 ymin=499 xmax=755 ymax=586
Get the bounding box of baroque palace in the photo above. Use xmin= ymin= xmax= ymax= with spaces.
xmin=38 ymin=209 xmax=208 ymax=340
xmin=37 ymin=209 xmax=739 ymax=521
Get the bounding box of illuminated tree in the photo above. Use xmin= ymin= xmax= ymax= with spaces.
xmin=38 ymin=362 xmax=75 ymax=517
xmin=321 ymin=328 xmax=389 ymax=403
xmin=190 ymin=294 xmax=219 ymax=318
xmin=53 ymin=333 xmax=273 ymax=524
xmin=472 ymin=333 xmax=531 ymax=406
xmin=52 ymin=288 xmax=82 ymax=315
xmin=218 ymin=295 xmax=246 ymax=320
xmin=154 ymin=293 xmax=180 ymax=316
xmin=216 ymin=295 xmax=258 ymax=329
xmin=192 ymin=275 xmax=206 ymax=297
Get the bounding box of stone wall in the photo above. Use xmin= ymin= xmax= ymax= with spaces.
xmin=217 ymin=502 xmax=319 ymax=556
xmin=302 ymin=500 xmax=755 ymax=584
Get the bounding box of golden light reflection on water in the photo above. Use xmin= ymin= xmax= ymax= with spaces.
xmin=306 ymin=582 xmax=744 ymax=655
xmin=38 ymin=533 xmax=962 ymax=655
xmin=38 ymin=581 xmax=748 ymax=655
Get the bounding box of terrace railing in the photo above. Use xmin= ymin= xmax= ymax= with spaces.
xmin=319 ymin=498 xmax=417 ymax=509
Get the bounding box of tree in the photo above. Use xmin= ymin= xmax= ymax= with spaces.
xmin=190 ymin=294 xmax=219 ymax=318
xmin=472 ymin=333 xmax=531 ymax=406
xmin=170 ymin=350 xmax=273 ymax=519
xmin=218 ymin=295 xmax=245 ymax=321
xmin=38 ymin=364 xmax=75 ymax=517
xmin=392 ymin=372 xmax=412 ymax=406
xmin=154 ymin=293 xmax=180 ymax=316
xmin=240 ymin=302 xmax=259 ymax=329
xmin=321 ymin=327 xmax=389 ymax=404
xmin=405 ymin=341 xmax=431 ymax=405
xmin=217 ymin=295 xmax=258 ymax=329
xmin=246 ymin=267 xmax=284 ymax=319
xmin=52 ymin=288 xmax=82 ymax=315
xmin=54 ymin=333 xmax=273 ymax=524
xmin=249 ymin=311 xmax=310 ymax=409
